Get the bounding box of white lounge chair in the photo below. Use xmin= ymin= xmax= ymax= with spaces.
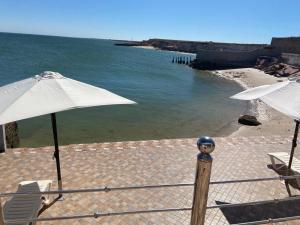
xmin=268 ymin=152 xmax=300 ymax=186
xmin=3 ymin=180 xmax=52 ymax=225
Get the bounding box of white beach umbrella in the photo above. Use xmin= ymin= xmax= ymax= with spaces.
xmin=0 ymin=71 xmax=136 ymax=197
xmin=231 ymin=79 xmax=300 ymax=195
xmin=231 ymin=80 xmax=300 ymax=120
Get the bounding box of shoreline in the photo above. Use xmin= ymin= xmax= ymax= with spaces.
xmin=132 ymin=45 xmax=196 ymax=56
xmin=132 ymin=45 xmax=157 ymax=50
xmin=212 ymin=68 xmax=293 ymax=137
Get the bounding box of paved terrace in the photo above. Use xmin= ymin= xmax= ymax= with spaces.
xmin=1 ymin=135 xmax=300 ymax=225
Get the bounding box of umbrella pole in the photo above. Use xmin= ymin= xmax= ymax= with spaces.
xmin=288 ymin=120 xmax=300 ymax=169
xmin=285 ymin=119 xmax=300 ymax=196
xmin=51 ymin=113 xmax=63 ymax=198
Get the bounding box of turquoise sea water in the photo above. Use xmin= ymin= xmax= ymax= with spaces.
xmin=0 ymin=32 xmax=246 ymax=147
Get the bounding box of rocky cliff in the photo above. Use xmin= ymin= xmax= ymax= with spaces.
xmin=193 ymin=37 xmax=300 ymax=70
xmin=116 ymin=37 xmax=300 ymax=71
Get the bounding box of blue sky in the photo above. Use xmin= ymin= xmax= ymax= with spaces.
xmin=0 ymin=0 xmax=299 ymax=43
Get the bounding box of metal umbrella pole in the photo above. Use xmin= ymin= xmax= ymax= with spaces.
xmin=288 ymin=120 xmax=300 ymax=169
xmin=285 ymin=119 xmax=300 ymax=196
xmin=51 ymin=113 xmax=63 ymax=198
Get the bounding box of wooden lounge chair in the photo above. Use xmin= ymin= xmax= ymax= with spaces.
xmin=3 ymin=180 xmax=52 ymax=225
xmin=268 ymin=152 xmax=300 ymax=186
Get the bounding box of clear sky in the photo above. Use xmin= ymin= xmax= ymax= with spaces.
xmin=0 ymin=0 xmax=300 ymax=43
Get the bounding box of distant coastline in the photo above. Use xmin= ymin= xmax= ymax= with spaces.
xmin=114 ymin=38 xmax=267 ymax=54
xmin=115 ymin=36 xmax=300 ymax=139
xmin=116 ymin=37 xmax=300 ymax=74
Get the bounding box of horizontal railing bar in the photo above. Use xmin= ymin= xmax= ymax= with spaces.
xmin=233 ymin=214 xmax=300 ymax=225
xmin=4 ymin=207 xmax=192 ymax=223
xmin=207 ymin=195 xmax=300 ymax=209
xmin=210 ymin=174 xmax=300 ymax=185
xmin=0 ymin=183 xmax=194 ymax=197
xmin=1 ymin=174 xmax=300 ymax=197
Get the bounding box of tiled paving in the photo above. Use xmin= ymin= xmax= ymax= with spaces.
xmin=1 ymin=135 xmax=300 ymax=224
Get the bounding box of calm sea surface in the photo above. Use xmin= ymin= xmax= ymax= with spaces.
xmin=0 ymin=32 xmax=246 ymax=147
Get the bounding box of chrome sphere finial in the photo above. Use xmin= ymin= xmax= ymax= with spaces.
xmin=197 ymin=136 xmax=215 ymax=154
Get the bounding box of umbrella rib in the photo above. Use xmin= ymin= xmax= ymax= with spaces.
xmin=55 ymin=78 xmax=78 ymax=108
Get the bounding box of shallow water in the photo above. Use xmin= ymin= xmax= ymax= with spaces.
xmin=0 ymin=32 xmax=246 ymax=147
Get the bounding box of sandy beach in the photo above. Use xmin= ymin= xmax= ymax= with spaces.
xmin=132 ymin=45 xmax=157 ymax=50
xmin=133 ymin=45 xmax=196 ymax=56
xmin=214 ymin=68 xmax=294 ymax=137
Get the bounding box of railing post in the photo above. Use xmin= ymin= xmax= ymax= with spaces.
xmin=190 ymin=136 xmax=215 ymax=225
xmin=0 ymin=197 xmax=4 ymax=225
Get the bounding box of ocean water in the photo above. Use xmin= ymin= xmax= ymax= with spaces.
xmin=0 ymin=32 xmax=246 ymax=147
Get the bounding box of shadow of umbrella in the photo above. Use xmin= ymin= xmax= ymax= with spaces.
xmin=216 ymin=199 xmax=300 ymax=224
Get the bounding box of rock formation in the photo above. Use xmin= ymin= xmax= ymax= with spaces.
xmin=255 ymin=56 xmax=300 ymax=77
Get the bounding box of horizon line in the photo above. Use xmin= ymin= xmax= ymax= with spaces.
xmin=1 ymin=30 xmax=299 ymax=45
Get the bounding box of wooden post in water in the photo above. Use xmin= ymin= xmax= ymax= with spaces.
xmin=190 ymin=136 xmax=215 ymax=225
xmin=0 ymin=197 xmax=4 ymax=225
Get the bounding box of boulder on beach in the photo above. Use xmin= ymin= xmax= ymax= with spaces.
xmin=238 ymin=115 xmax=261 ymax=126
xmin=256 ymin=57 xmax=300 ymax=78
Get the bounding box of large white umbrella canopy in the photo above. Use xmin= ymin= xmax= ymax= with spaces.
xmin=231 ymin=79 xmax=300 ymax=120
xmin=0 ymin=71 xmax=136 ymax=197
xmin=231 ymin=78 xmax=300 ymax=195
xmin=0 ymin=71 xmax=135 ymax=124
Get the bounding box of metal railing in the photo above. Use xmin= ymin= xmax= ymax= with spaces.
xmin=1 ymin=174 xmax=300 ymax=197
xmin=2 ymin=207 xmax=193 ymax=224
xmin=1 ymin=136 xmax=300 ymax=225
xmin=0 ymin=183 xmax=194 ymax=197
